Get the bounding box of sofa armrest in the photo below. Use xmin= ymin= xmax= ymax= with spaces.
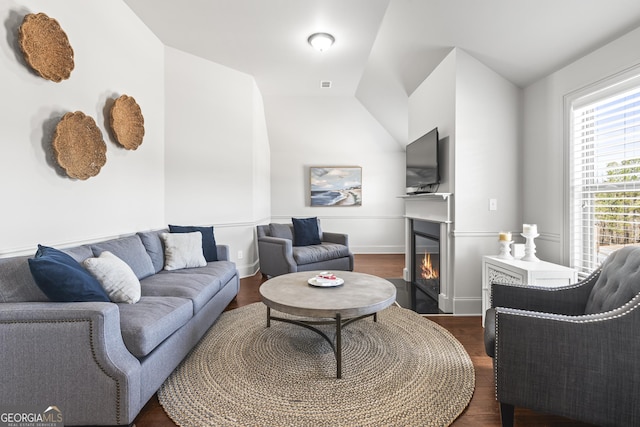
xmin=491 ymin=269 xmax=599 ymax=315
xmin=0 ymin=302 xmax=141 ymax=425
xmin=493 ymin=297 xmax=640 ymax=426
xmin=322 ymin=231 xmax=349 ymax=246
xmin=257 ymin=236 xmax=296 ymax=276
xmin=216 ymin=244 xmax=230 ymax=261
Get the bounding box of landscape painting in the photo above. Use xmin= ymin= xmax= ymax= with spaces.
xmin=310 ymin=167 xmax=362 ymax=206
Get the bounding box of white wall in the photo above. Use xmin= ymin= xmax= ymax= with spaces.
xmin=408 ymin=48 xmax=521 ymax=314
xmin=164 ymin=47 xmax=270 ymax=276
xmin=455 ymin=50 xmax=521 ymax=234
xmin=523 ymin=26 xmax=640 ymax=264
xmin=0 ymin=2 xmax=271 ymax=278
xmin=454 ymin=49 xmax=521 ymax=314
xmin=0 ymin=0 xmax=164 ymax=255
xmin=265 ymin=95 xmax=405 ymax=253
xmin=409 ymin=48 xmax=456 ymax=194
xmin=251 ymin=81 xmax=272 ymax=261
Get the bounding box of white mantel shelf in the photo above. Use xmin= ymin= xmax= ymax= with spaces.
xmin=398 ymin=193 xmax=452 ymax=201
xmin=401 ymin=193 xmax=453 ymax=224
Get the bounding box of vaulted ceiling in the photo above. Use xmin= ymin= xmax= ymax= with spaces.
xmin=125 ymin=0 xmax=640 ymax=143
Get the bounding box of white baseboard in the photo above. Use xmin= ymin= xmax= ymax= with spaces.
xmin=351 ymin=245 xmax=405 ymax=254
xmin=237 ymin=259 xmax=260 ymax=279
xmin=452 ymin=297 xmax=483 ymax=315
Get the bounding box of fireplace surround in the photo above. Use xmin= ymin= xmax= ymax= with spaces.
xmin=402 ymin=193 xmax=453 ymax=313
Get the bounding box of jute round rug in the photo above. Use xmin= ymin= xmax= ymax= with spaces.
xmin=158 ymin=303 xmax=475 ymax=427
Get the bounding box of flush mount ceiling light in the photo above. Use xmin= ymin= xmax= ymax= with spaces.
xmin=307 ymin=32 xmax=335 ymax=52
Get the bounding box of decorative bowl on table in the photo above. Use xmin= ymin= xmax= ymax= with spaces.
xmin=308 ymin=272 xmax=344 ymax=287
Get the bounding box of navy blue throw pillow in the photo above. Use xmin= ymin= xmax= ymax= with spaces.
xmin=28 ymin=245 xmax=110 ymax=302
xmin=292 ymin=217 xmax=321 ymax=246
xmin=169 ymin=225 xmax=218 ymax=261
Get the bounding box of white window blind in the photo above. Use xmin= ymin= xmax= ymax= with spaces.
xmin=569 ymin=78 xmax=640 ymax=275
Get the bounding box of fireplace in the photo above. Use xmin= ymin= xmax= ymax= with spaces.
xmin=411 ymin=220 xmax=440 ymax=309
xmin=403 ymin=193 xmax=452 ymax=313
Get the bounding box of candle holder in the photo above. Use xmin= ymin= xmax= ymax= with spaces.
xmin=497 ymin=240 xmax=514 ymax=259
xmin=521 ymin=233 xmax=540 ymax=261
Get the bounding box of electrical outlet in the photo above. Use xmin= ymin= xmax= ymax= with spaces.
xmin=489 ymin=198 xmax=498 ymax=211
xmin=237 ymin=250 xmax=243 ymax=259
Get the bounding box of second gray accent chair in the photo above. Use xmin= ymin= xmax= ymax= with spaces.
xmin=484 ymin=246 xmax=640 ymax=427
xmin=256 ymin=222 xmax=354 ymax=277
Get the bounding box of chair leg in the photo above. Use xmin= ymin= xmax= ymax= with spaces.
xmin=499 ymin=402 xmax=514 ymax=427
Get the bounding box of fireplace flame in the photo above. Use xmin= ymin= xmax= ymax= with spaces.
xmin=421 ymin=253 xmax=439 ymax=280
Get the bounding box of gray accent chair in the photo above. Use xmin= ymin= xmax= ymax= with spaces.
xmin=257 ymin=223 xmax=354 ymax=277
xmin=484 ymin=246 xmax=640 ymax=427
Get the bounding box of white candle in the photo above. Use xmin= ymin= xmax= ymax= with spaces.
xmin=523 ymin=224 xmax=537 ymax=235
xmin=498 ymin=232 xmax=512 ymax=242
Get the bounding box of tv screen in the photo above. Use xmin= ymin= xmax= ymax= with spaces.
xmin=406 ymin=127 xmax=439 ymax=193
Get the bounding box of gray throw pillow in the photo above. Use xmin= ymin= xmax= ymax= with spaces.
xmin=90 ymin=235 xmax=155 ymax=280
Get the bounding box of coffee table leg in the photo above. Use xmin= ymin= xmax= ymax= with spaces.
xmin=336 ymin=313 xmax=342 ymax=379
xmin=265 ymin=310 xmax=379 ymax=379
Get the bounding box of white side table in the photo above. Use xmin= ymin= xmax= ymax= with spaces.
xmin=482 ymin=256 xmax=577 ymax=324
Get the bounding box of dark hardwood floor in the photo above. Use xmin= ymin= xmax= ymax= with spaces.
xmin=133 ymin=254 xmax=596 ymax=427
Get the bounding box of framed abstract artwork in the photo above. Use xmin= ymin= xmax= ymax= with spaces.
xmin=310 ymin=166 xmax=362 ymax=206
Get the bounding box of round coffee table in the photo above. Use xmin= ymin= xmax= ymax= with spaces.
xmin=260 ymin=271 xmax=397 ymax=378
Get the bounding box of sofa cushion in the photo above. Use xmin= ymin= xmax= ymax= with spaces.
xmin=270 ymin=223 xmax=293 ymax=240
xmin=140 ymin=272 xmax=221 ymax=314
xmin=83 ymin=251 xmax=141 ymax=304
xmin=293 ymin=243 xmax=351 ymax=265
xmin=28 ymin=245 xmax=110 ymax=302
xmin=61 ymin=245 xmax=94 ymax=263
xmin=164 ymin=261 xmax=237 ymax=288
xmin=118 ymin=296 xmax=192 ymax=358
xmin=161 ymin=232 xmax=207 ymax=271
xmin=293 ymin=217 xmax=322 ymax=246
xmin=169 ymin=225 xmax=218 ymax=262
xmin=585 ymin=246 xmax=640 ymax=314
xmin=137 ymin=229 xmax=168 ymax=273
xmin=90 ymin=235 xmax=155 ymax=280
xmin=0 ymin=255 xmax=49 ymax=303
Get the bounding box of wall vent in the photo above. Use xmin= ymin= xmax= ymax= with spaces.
xmin=320 ymin=80 xmax=332 ymax=88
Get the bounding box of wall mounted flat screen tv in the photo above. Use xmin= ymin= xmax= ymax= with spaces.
xmin=405 ymin=127 xmax=439 ymax=194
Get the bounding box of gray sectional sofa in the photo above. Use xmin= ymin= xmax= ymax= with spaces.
xmin=0 ymin=229 xmax=239 ymax=426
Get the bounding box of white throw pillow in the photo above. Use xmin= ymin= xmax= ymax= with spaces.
xmin=161 ymin=231 xmax=207 ymax=271
xmin=83 ymin=251 xmax=141 ymax=304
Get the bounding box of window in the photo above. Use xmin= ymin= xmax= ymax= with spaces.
xmin=568 ymin=69 xmax=640 ymax=276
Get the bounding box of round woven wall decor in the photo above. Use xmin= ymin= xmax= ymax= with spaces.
xmin=18 ymin=13 xmax=74 ymax=82
xmin=110 ymin=95 xmax=145 ymax=150
xmin=52 ymin=112 xmax=107 ymax=180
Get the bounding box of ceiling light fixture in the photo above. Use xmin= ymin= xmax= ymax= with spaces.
xmin=308 ymin=32 xmax=335 ymax=52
